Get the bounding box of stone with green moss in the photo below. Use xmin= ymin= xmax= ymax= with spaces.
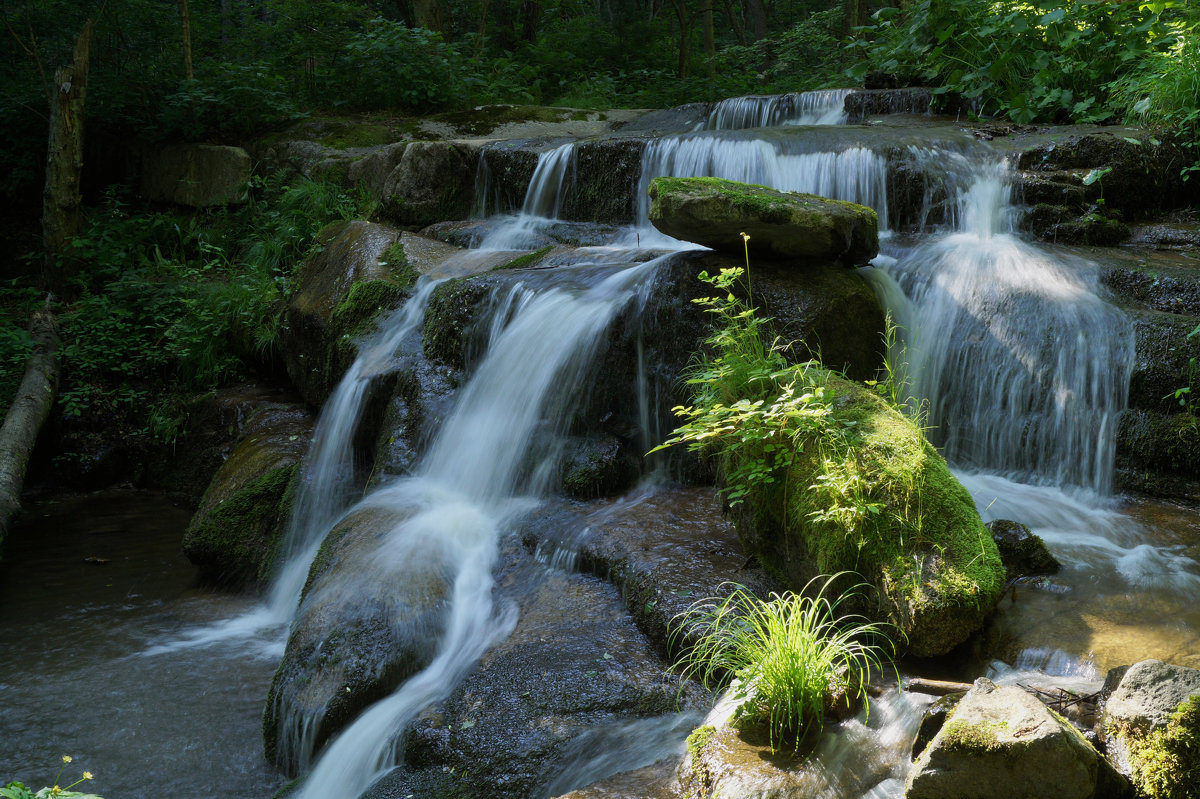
xmin=377 ymin=141 xmax=478 ymax=228
xmin=907 ymin=678 xmax=1120 ymax=799
xmin=1126 ymin=696 xmax=1200 ymax=799
xmin=183 ymin=403 xmax=313 ymax=588
xmin=648 ymin=176 xmax=878 ymax=266
xmin=736 ymin=373 xmax=1005 ymax=657
xmin=494 ymin=245 xmax=554 ymax=271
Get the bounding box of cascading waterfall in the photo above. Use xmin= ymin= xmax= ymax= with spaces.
xmin=875 ymin=154 xmax=1134 ymax=494
xmin=478 ymin=142 xmax=578 ymax=250
xmin=703 ymin=89 xmax=853 ymax=130
xmin=291 ymin=258 xmax=664 ymax=799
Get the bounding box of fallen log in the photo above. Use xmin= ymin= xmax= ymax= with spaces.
xmin=0 ymin=303 xmax=60 ymax=550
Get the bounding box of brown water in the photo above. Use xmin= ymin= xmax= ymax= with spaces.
xmin=0 ymin=490 xmax=284 ymax=799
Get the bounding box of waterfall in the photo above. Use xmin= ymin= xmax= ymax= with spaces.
xmin=703 ymin=89 xmax=853 ymax=130
xmin=876 ymin=155 xmax=1135 ymax=493
xmin=478 ymin=142 xmax=578 ymax=250
xmin=291 ymin=258 xmax=664 ymax=798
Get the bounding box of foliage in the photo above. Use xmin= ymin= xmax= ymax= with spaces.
xmin=334 ymin=18 xmax=460 ymax=111
xmin=158 ymin=62 xmax=304 ymax=143
xmin=672 ymin=577 xmax=894 ymax=751
xmin=1128 ymin=695 xmax=1200 ymax=799
xmin=1163 ymin=323 xmax=1200 ymax=412
xmin=2 ymin=755 xmax=103 ymax=799
xmin=850 ymin=0 xmax=1193 ymax=125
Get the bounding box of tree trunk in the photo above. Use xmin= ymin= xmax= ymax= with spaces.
xmin=0 ymin=304 xmax=60 ymax=552
xmin=41 ymin=18 xmax=92 ymax=296
xmin=177 ymin=0 xmax=194 ymax=80
xmin=723 ymin=0 xmax=747 ymax=47
xmin=519 ymin=0 xmax=541 ymax=43
xmin=411 ymin=0 xmax=443 ymax=30
xmin=673 ymin=0 xmax=690 ymax=78
xmin=746 ymin=0 xmax=767 ymax=41
xmin=701 ymin=0 xmax=715 ymax=77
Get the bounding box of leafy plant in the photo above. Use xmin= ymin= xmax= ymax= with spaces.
xmin=672 ymin=576 xmax=895 ymax=752
xmin=2 ymin=756 xmax=103 ymax=799
xmin=1163 ymin=323 xmax=1200 ymax=412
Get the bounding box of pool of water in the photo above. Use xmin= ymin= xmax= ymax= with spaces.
xmin=0 ymin=490 xmax=284 ymax=799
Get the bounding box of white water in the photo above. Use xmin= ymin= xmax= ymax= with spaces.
xmin=703 ymin=89 xmax=853 ymax=130
xmin=293 ymin=258 xmax=664 ymax=798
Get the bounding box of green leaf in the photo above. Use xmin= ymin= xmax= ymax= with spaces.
xmin=1041 ymin=8 xmax=1066 ymax=25
xmin=1082 ymin=166 xmax=1113 ymax=186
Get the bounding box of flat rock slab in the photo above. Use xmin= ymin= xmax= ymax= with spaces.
xmin=648 ymin=176 xmax=878 ymax=266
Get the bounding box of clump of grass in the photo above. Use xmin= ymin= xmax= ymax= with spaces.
xmin=672 ymin=576 xmax=895 ymax=752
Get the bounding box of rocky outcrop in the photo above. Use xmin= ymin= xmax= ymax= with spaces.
xmin=648 ymin=177 xmax=879 ymax=265
xmin=1116 ymin=409 xmax=1200 ymax=498
xmin=282 ymin=220 xmax=412 ymax=405
xmin=736 ymin=375 xmax=1006 ymax=657
xmin=182 ymin=399 xmax=313 ymax=588
xmin=906 ymin=678 xmax=1128 ymax=799
xmin=987 ymin=519 xmax=1061 ymax=580
xmin=844 ymin=87 xmax=933 ymax=122
xmin=140 ymin=144 xmax=251 ymax=206
xmin=1126 ymin=308 xmax=1200 ymax=415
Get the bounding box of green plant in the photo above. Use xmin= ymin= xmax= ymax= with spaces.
xmin=1127 ymin=695 xmax=1200 ymax=799
xmin=1163 ymin=323 xmax=1199 ymax=412
xmin=2 ymin=755 xmax=103 ymax=799
xmin=672 ymin=576 xmax=894 ymax=752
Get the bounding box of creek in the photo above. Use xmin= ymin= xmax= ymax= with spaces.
xmin=2 ymin=91 xmax=1197 ymax=798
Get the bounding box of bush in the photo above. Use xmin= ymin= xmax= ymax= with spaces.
xmin=333 ymin=18 xmax=460 ymax=111
xmin=673 ymin=577 xmax=893 ymax=752
xmin=158 ymin=62 xmax=304 ymax=142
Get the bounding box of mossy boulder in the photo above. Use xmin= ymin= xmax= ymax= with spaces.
xmin=264 ymin=503 xmax=452 ymax=775
xmin=906 ymin=678 xmax=1126 ymax=799
xmin=377 ymin=140 xmax=479 ymax=228
xmin=282 ymin=220 xmax=412 ymax=405
xmin=1115 ymin=409 xmax=1200 ymax=498
xmin=183 ymin=401 xmax=314 ymax=588
xmin=140 ymin=144 xmax=251 ymax=207
xmin=1103 ymin=659 xmax=1200 ymax=795
xmin=648 ymin=176 xmax=878 ymax=266
xmin=987 ymin=519 xmax=1061 ymax=580
xmin=736 ymin=374 xmax=1005 ymax=657
xmin=1126 ymin=308 xmax=1200 ymax=415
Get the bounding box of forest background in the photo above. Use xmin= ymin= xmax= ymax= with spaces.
xmin=0 ymin=0 xmax=1196 ymax=471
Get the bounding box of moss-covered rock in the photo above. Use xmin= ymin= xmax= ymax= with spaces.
xmin=648 ymin=177 xmax=879 ymax=266
xmin=987 ymin=519 xmax=1061 ymax=580
xmin=183 ymin=402 xmax=314 ymax=588
xmin=560 ymin=138 xmax=648 ymax=225
xmin=1116 ymin=409 xmax=1200 ymax=498
xmin=1126 ymin=308 xmax=1200 ymax=415
xmin=282 ymin=220 xmax=409 ymax=405
xmin=422 ymin=275 xmax=498 ymax=370
xmin=1125 ymin=696 xmax=1200 ymax=799
xmin=559 ymin=436 xmax=640 ymax=499
xmin=737 ymin=374 xmax=1005 ymax=657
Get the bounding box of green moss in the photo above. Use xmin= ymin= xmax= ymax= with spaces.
xmin=423 ymin=277 xmax=492 ymax=369
xmin=940 ymin=718 xmax=1009 ymax=755
xmin=318 ymin=123 xmax=393 ymax=150
xmin=330 ymin=279 xmax=410 ymax=341
xmin=494 ymin=245 xmax=554 ymax=271
xmin=687 ymin=724 xmax=717 ymax=759
xmin=1128 ymin=696 xmax=1200 ymax=799
xmin=430 ymin=105 xmax=582 ymax=136
xmin=379 ymin=240 xmax=420 ymax=290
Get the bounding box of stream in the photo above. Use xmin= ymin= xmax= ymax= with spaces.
xmin=1 ymin=90 xmax=1197 ymax=798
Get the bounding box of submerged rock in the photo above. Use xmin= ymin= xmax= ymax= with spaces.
xmin=648 ymin=177 xmax=879 ymax=266
xmin=987 ymin=519 xmax=1061 ymax=580
xmin=736 ymin=375 xmax=1006 ymax=657
xmin=183 ymin=400 xmax=313 ymax=588
xmin=906 ymin=678 xmax=1127 ymax=799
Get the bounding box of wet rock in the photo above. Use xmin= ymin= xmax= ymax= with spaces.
xmin=1102 ymin=659 xmax=1200 ymax=787
xmin=1115 ymin=409 xmax=1200 ymax=498
xmin=550 ymin=760 xmax=677 ymax=799
xmin=911 ymin=692 xmax=966 ymax=759
xmin=183 ymin=401 xmax=313 ymax=588
xmin=1041 ymin=210 xmax=1131 ymax=246
xmin=140 ymin=144 xmax=251 ymax=206
xmin=735 ymin=375 xmax=1006 ymax=657
xmin=560 ymin=138 xmax=647 ymax=226
xmin=377 ymin=141 xmax=479 ymax=228
xmin=361 ymin=539 xmax=701 ymax=799
xmin=476 ymin=141 xmax=544 ymax=215
xmin=843 ymin=88 xmax=932 ymax=122
xmin=648 ymin=176 xmax=879 ymax=266
xmin=906 ymin=677 xmax=1127 ymax=799
xmin=560 ymin=437 xmax=640 ymax=500
xmin=987 ymin=519 xmax=1061 ymax=580
xmin=619 ymin=104 xmax=711 ymax=135
xmin=422 ymin=274 xmax=500 ymax=370
xmin=282 ymin=220 xmax=411 ymax=405
xmin=1125 ymin=307 xmax=1200 ymax=415
xmin=1099 ymin=253 xmax=1200 ymax=317
xmin=367 ymin=354 xmax=458 ymax=486
xmin=264 ymin=503 xmax=452 ymax=775
xmin=519 ymin=486 xmax=779 ymax=660
xmin=1129 ymin=223 xmax=1200 ymax=251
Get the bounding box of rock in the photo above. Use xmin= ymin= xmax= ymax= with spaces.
xmin=1100 ymin=253 xmax=1200 ymax=318
xmin=560 ymin=138 xmax=647 ymax=225
xmin=648 ymin=177 xmax=879 ymax=266
xmin=282 ymin=220 xmax=411 ymax=405
xmin=1103 ymin=660 xmax=1200 ymax=794
xmin=987 ymin=519 xmax=1061 ymax=580
xmin=906 ymin=677 xmax=1127 ymax=799
xmin=264 ymin=503 xmax=452 ymax=775
xmin=559 ymin=436 xmax=640 ymax=499
xmin=1115 ymin=409 xmax=1200 ymax=498
xmin=843 ymin=88 xmax=932 ymax=122
xmin=360 ymin=538 xmax=701 ymax=799
xmin=1105 ymin=660 xmax=1200 ymax=734
xmin=182 ymin=401 xmax=314 ymax=588
xmin=345 ymin=142 xmax=409 ymax=201
xmin=1126 ymin=307 xmax=1200 ymax=415
xmin=736 ymin=374 xmax=1006 ymax=657
xmin=549 ymin=760 xmax=677 ymax=799
xmin=911 ymin=692 xmax=966 ymax=759
xmin=378 ymin=140 xmax=479 ymax=227
xmin=140 ymin=144 xmax=251 ymax=206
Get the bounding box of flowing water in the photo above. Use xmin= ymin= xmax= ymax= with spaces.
xmin=4 ymin=92 xmax=1198 ymax=799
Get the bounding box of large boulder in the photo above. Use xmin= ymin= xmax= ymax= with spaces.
xmin=378 ymin=141 xmax=479 ymax=227
xmin=140 ymin=144 xmax=251 ymax=206
xmin=182 ymin=400 xmax=314 ymax=588
xmin=736 ymin=374 xmax=1006 ymax=657
xmin=906 ymin=678 xmax=1127 ymax=799
xmin=1103 ymin=659 xmax=1200 ymax=795
xmin=282 ymin=220 xmax=413 ymax=405
xmin=264 ymin=502 xmax=452 ymax=775
xmin=648 ymin=176 xmax=879 ymax=266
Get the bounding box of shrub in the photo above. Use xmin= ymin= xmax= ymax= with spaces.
xmin=673 ymin=577 xmax=894 ymax=752
xmin=334 ymin=18 xmax=460 ymax=111
xmin=158 ymin=62 xmax=304 ymax=142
